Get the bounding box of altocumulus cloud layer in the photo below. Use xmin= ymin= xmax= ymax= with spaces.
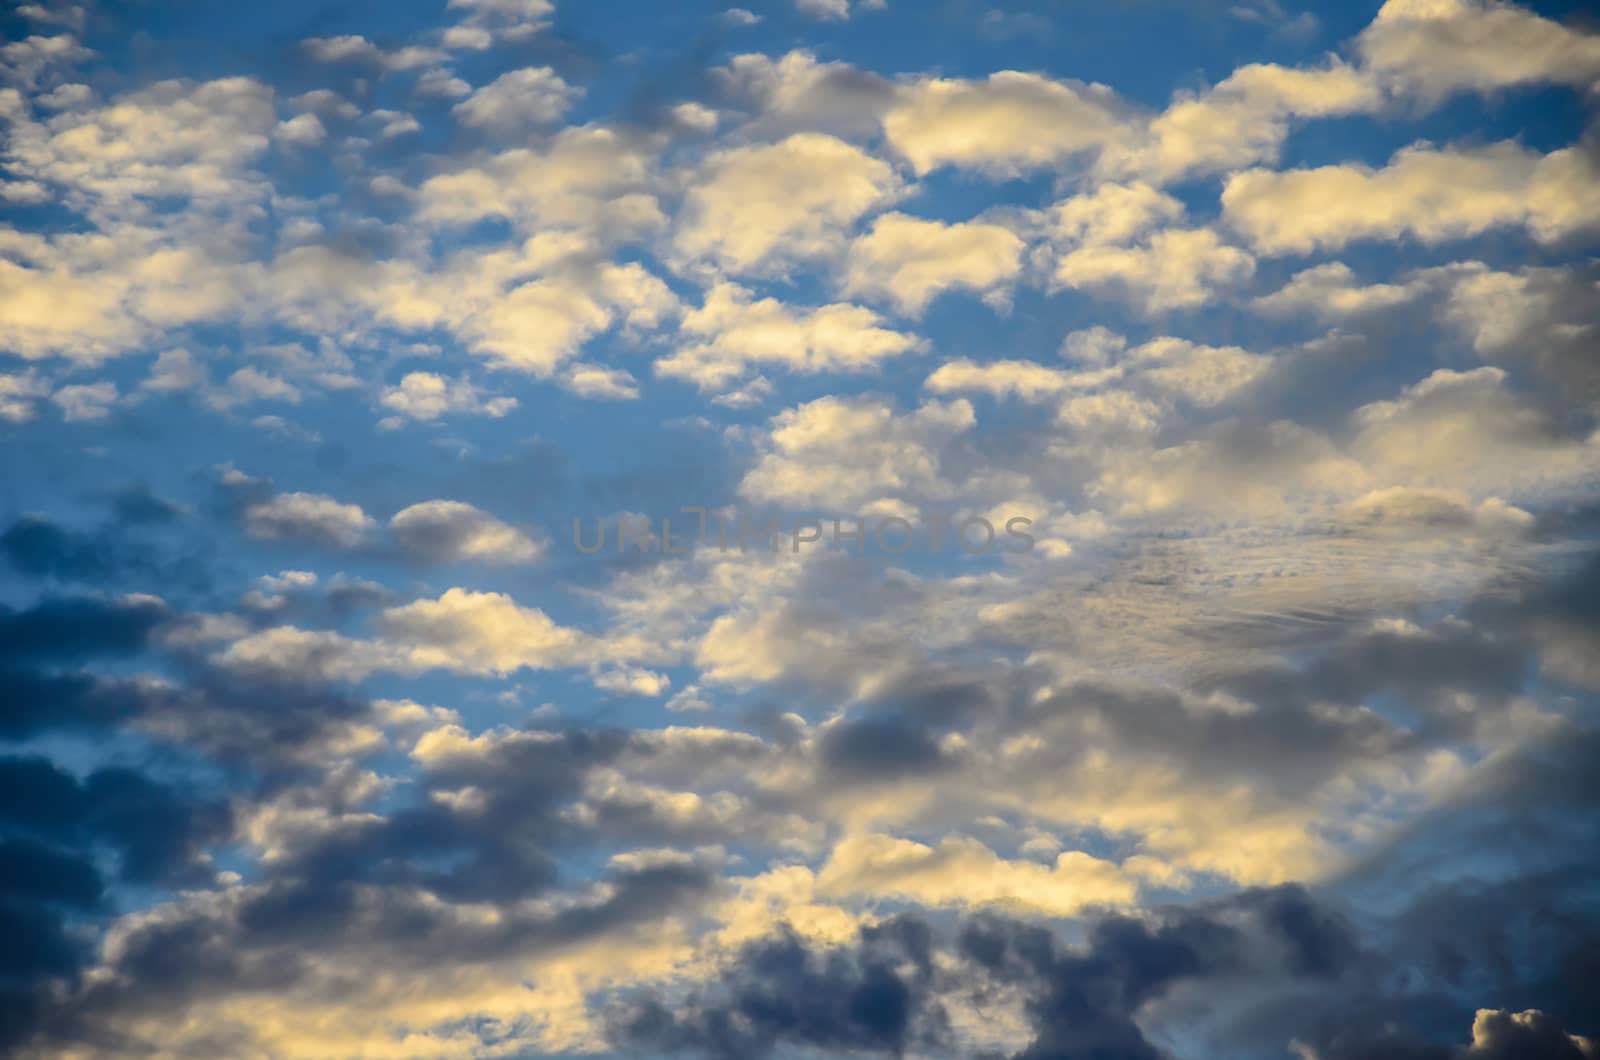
xmin=2 ymin=0 xmax=1600 ymax=1055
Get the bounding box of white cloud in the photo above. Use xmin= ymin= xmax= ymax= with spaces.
xmin=415 ymin=126 xmax=660 ymax=235
xmin=1253 ymin=261 xmax=1429 ymax=319
xmin=1045 ymin=182 xmax=1255 ymax=312
xmin=273 ymin=113 xmax=326 ymax=146
xmin=1358 ymin=0 xmax=1600 ymax=100
xmin=883 ymin=71 xmax=1132 ymax=176
xmin=389 ymin=500 xmax=542 ymax=564
xmin=674 ymin=133 xmax=900 ymax=273
xmin=1054 ymin=226 xmax=1255 ymax=312
xmin=1223 ymin=141 xmax=1600 ymax=254
xmin=794 ymin=0 xmax=885 ymax=19
xmin=1102 ymin=61 xmax=1378 ymax=183
xmin=51 ymin=380 xmax=116 ymax=421
xmin=738 ymin=395 xmax=974 ymax=509
xmin=377 ymin=588 xmax=590 ymax=675
xmin=563 ymin=364 xmax=640 ymax=400
xmin=842 ymin=212 xmax=1024 ymax=315
xmin=452 ymin=67 xmax=576 ymax=133
xmin=1352 ymin=366 xmax=1600 ymax=496
xmin=0 ymin=370 xmax=46 ymax=422
xmin=244 ymin=492 xmax=375 ymax=548
xmin=817 ymin=833 xmax=1136 ymax=916
xmin=658 ymin=282 xmax=922 ymax=391
xmin=300 ymin=35 xmax=446 ymax=72
xmin=925 ymin=359 xmax=1093 ymax=402
xmin=713 ymin=51 xmax=894 ymax=139
xmin=379 ymin=371 xmax=518 ymax=421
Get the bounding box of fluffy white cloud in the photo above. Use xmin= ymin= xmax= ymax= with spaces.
xmin=1223 ymin=141 xmax=1600 ymax=254
xmin=883 ymin=71 xmax=1132 ymax=176
xmin=415 ymin=126 xmax=661 ymax=235
xmin=0 ymin=370 xmax=45 ymax=422
xmin=817 ymin=833 xmax=1137 ymax=916
xmin=713 ymin=50 xmax=894 ymax=138
xmin=451 ymin=67 xmax=576 ymax=133
xmin=389 ymin=501 xmax=542 ymax=564
xmin=794 ymin=0 xmax=884 ymax=19
xmin=376 ymin=589 xmax=591 ymax=676
xmin=1045 ymin=182 xmax=1255 ymax=311
xmin=1253 ymin=261 xmax=1429 ymax=319
xmin=738 ymin=395 xmax=974 ymax=509
xmin=1358 ymin=0 xmax=1600 ymax=99
xmin=925 ymin=359 xmax=1093 ymax=402
xmin=1103 ymin=61 xmax=1379 ymax=183
xmin=300 ymin=35 xmax=445 ymax=72
xmin=674 ymin=133 xmax=900 ymax=272
xmin=658 ymin=282 xmax=922 ymax=391
xmin=244 ymin=492 xmax=375 ymax=548
xmin=1055 ymin=227 xmax=1255 ymax=312
xmin=379 ymin=371 xmax=518 ymax=420
xmin=842 ymin=212 xmax=1024 ymax=315
xmin=1352 ymin=366 xmax=1600 ymax=496
xmin=51 ymin=380 xmax=116 ymax=421
xmin=563 ymin=364 xmax=640 ymax=400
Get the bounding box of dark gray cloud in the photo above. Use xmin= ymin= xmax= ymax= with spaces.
xmin=609 ymin=885 xmax=1357 ymax=1060
xmin=607 ymin=916 xmax=946 ymax=1059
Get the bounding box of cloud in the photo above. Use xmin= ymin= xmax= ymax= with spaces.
xmin=795 ymin=0 xmax=886 ymax=19
xmin=883 ymin=71 xmax=1134 ymax=176
xmin=713 ymin=50 xmax=895 ymax=138
xmin=817 ymin=833 xmax=1137 ymax=916
xmin=1253 ymin=261 xmax=1430 ymax=319
xmin=737 ymin=395 xmax=974 ymax=509
xmin=1358 ymin=0 xmax=1600 ymax=101
xmin=1103 ymin=60 xmax=1379 ymax=183
xmin=451 ymin=67 xmax=577 ymax=133
xmin=658 ymin=283 xmax=923 ymax=391
xmin=1054 ymin=226 xmax=1256 ymax=311
xmin=674 ymin=133 xmax=901 ymax=273
xmin=1351 ymin=366 xmax=1600 ymax=496
xmin=8 ymin=76 xmax=275 ymax=210
xmin=925 ymin=358 xmax=1094 ymax=402
xmin=563 ymin=363 xmax=640 ymax=400
xmin=388 ymin=500 xmax=542 ymax=564
xmin=379 ymin=371 xmax=518 ymax=421
xmin=300 ymin=35 xmax=446 ymax=72
xmin=271 ymin=113 xmax=325 ymax=146
xmin=50 ymin=381 xmax=116 ymax=421
xmin=1223 ymin=141 xmax=1600 ymax=254
xmin=243 ymin=491 xmax=375 ymax=548
xmin=415 ymin=126 xmax=660 ymax=235
xmin=842 ymin=212 xmax=1025 ymax=315
xmin=1046 ymin=183 xmax=1256 ymax=311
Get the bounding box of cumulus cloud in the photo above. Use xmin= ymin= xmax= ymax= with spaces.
xmin=1253 ymin=261 xmax=1430 ymax=319
xmin=883 ymin=71 xmax=1133 ymax=176
xmin=243 ymin=492 xmax=375 ymax=548
xmin=713 ymin=50 xmax=895 ymax=138
xmin=674 ymin=133 xmax=901 ymax=273
xmin=817 ymin=833 xmax=1137 ymax=915
xmin=389 ymin=500 xmax=542 ymax=564
xmin=451 ymin=67 xmax=577 ymax=133
xmin=738 ymin=395 xmax=974 ymax=509
xmin=658 ymin=283 xmax=922 ymax=391
xmin=1046 ymin=182 xmax=1256 ymax=311
xmin=1103 ymin=60 xmax=1379 ymax=183
xmin=379 ymin=371 xmax=518 ymax=421
xmin=1358 ymin=0 xmax=1600 ymax=100
xmin=1223 ymin=141 xmax=1600 ymax=254
xmin=842 ymin=212 xmax=1024 ymax=315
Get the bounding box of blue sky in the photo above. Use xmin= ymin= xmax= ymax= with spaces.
xmin=3 ymin=0 xmax=1600 ymax=1057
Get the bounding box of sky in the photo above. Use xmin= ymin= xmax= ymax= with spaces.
xmin=2 ymin=0 xmax=1600 ymax=1056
